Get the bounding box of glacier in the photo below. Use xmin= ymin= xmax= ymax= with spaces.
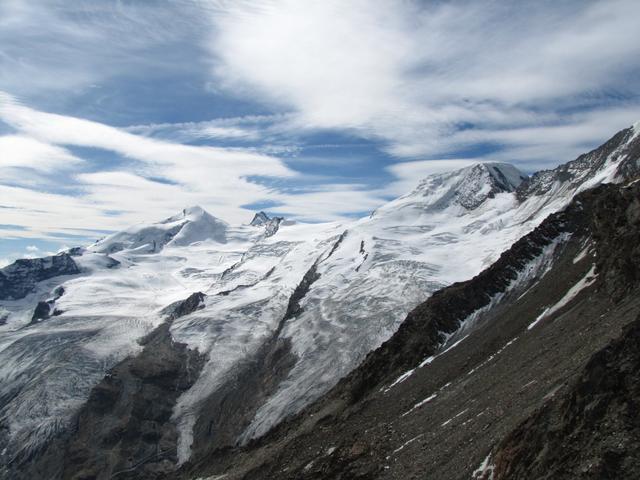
xmin=0 ymin=123 xmax=638 ymax=469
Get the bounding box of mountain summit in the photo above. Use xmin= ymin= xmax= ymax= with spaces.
xmin=371 ymin=163 xmax=527 ymax=224
xmin=249 ymin=211 xmax=270 ymax=226
xmin=92 ymin=205 xmax=228 ymax=254
xmin=410 ymin=162 xmax=527 ymax=211
xmin=249 ymin=210 xmax=285 ymax=237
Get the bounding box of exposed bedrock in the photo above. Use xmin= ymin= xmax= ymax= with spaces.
xmin=58 ymin=322 xmax=206 ymax=480
xmin=0 ymin=254 xmax=79 ymax=301
xmin=12 ymin=293 xmax=207 ymax=480
xmin=491 ymin=316 xmax=640 ymax=480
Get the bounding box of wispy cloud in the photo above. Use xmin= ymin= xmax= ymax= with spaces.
xmin=0 ymin=135 xmax=82 ymax=171
xmin=0 ymin=1 xmax=209 ymax=97
xmin=204 ymin=0 xmax=640 ymax=162
xmin=126 ymin=113 xmax=292 ymax=143
xmin=0 ymin=92 xmax=299 ymax=230
xmin=0 ymin=0 xmax=639 ymax=258
xmin=0 ymin=92 xmax=386 ymax=243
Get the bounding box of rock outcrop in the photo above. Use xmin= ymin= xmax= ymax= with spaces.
xmin=250 ymin=211 xmax=284 ymax=237
xmin=0 ymin=254 xmax=79 ymax=301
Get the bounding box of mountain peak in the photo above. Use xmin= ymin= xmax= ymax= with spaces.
xmin=409 ymin=162 xmax=527 ymax=211
xmin=92 ymin=206 xmax=227 ymax=254
xmin=250 ymin=211 xmax=270 ymax=226
xmin=183 ymin=205 xmax=205 ymax=217
xmin=250 ymin=211 xmax=285 ymax=237
xmin=162 ymin=205 xmax=214 ymax=224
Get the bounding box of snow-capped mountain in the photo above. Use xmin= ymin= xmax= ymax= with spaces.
xmin=93 ymin=205 xmax=229 ymax=254
xmin=1 ymin=124 xmax=639 ymax=479
xmin=216 ymin=150 xmax=640 ymax=480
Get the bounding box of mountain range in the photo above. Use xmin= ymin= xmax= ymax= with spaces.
xmin=1 ymin=123 xmax=639 ymax=479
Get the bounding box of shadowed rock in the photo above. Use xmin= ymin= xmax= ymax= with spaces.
xmin=0 ymin=254 xmax=79 ymax=301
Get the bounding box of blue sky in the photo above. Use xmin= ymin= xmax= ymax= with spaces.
xmin=1 ymin=0 xmax=639 ymax=265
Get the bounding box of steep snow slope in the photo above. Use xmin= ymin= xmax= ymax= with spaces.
xmin=0 ymin=124 xmax=638 ymax=477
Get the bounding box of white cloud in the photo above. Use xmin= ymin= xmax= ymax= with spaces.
xmin=0 ymin=91 xmax=298 ymax=218
xmin=0 ymin=93 xmax=388 ymax=238
xmin=208 ymin=0 xmax=413 ymax=131
xmin=0 ymin=1 xmax=209 ymax=96
xmin=0 ymin=134 xmax=82 ymax=172
xmin=204 ymin=0 xmax=640 ymax=161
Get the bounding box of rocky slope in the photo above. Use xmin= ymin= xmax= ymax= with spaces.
xmin=489 ymin=317 xmax=640 ymax=480
xmin=0 ymin=124 xmax=638 ymax=479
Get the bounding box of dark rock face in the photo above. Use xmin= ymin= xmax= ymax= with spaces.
xmin=283 ymin=263 xmax=320 ymax=321
xmin=263 ymin=217 xmax=283 ymax=237
xmin=485 ymin=180 xmax=640 ymax=480
xmin=159 ymin=291 xmax=205 ymax=321
xmin=30 ymin=301 xmax=53 ymax=324
xmin=0 ymin=254 xmax=79 ymax=301
xmin=55 ymin=322 xmax=206 ymax=480
xmin=590 ymin=182 xmax=640 ymax=301
xmin=249 ymin=211 xmax=284 ymax=237
xmin=188 ymin=333 xmax=296 ymax=461
xmin=29 ymin=286 xmax=65 ymax=324
xmin=492 ymin=317 xmax=640 ymax=480
xmin=250 ymin=211 xmax=270 ymax=227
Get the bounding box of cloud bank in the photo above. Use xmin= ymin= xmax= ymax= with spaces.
xmin=205 ymin=0 xmax=640 ymax=162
